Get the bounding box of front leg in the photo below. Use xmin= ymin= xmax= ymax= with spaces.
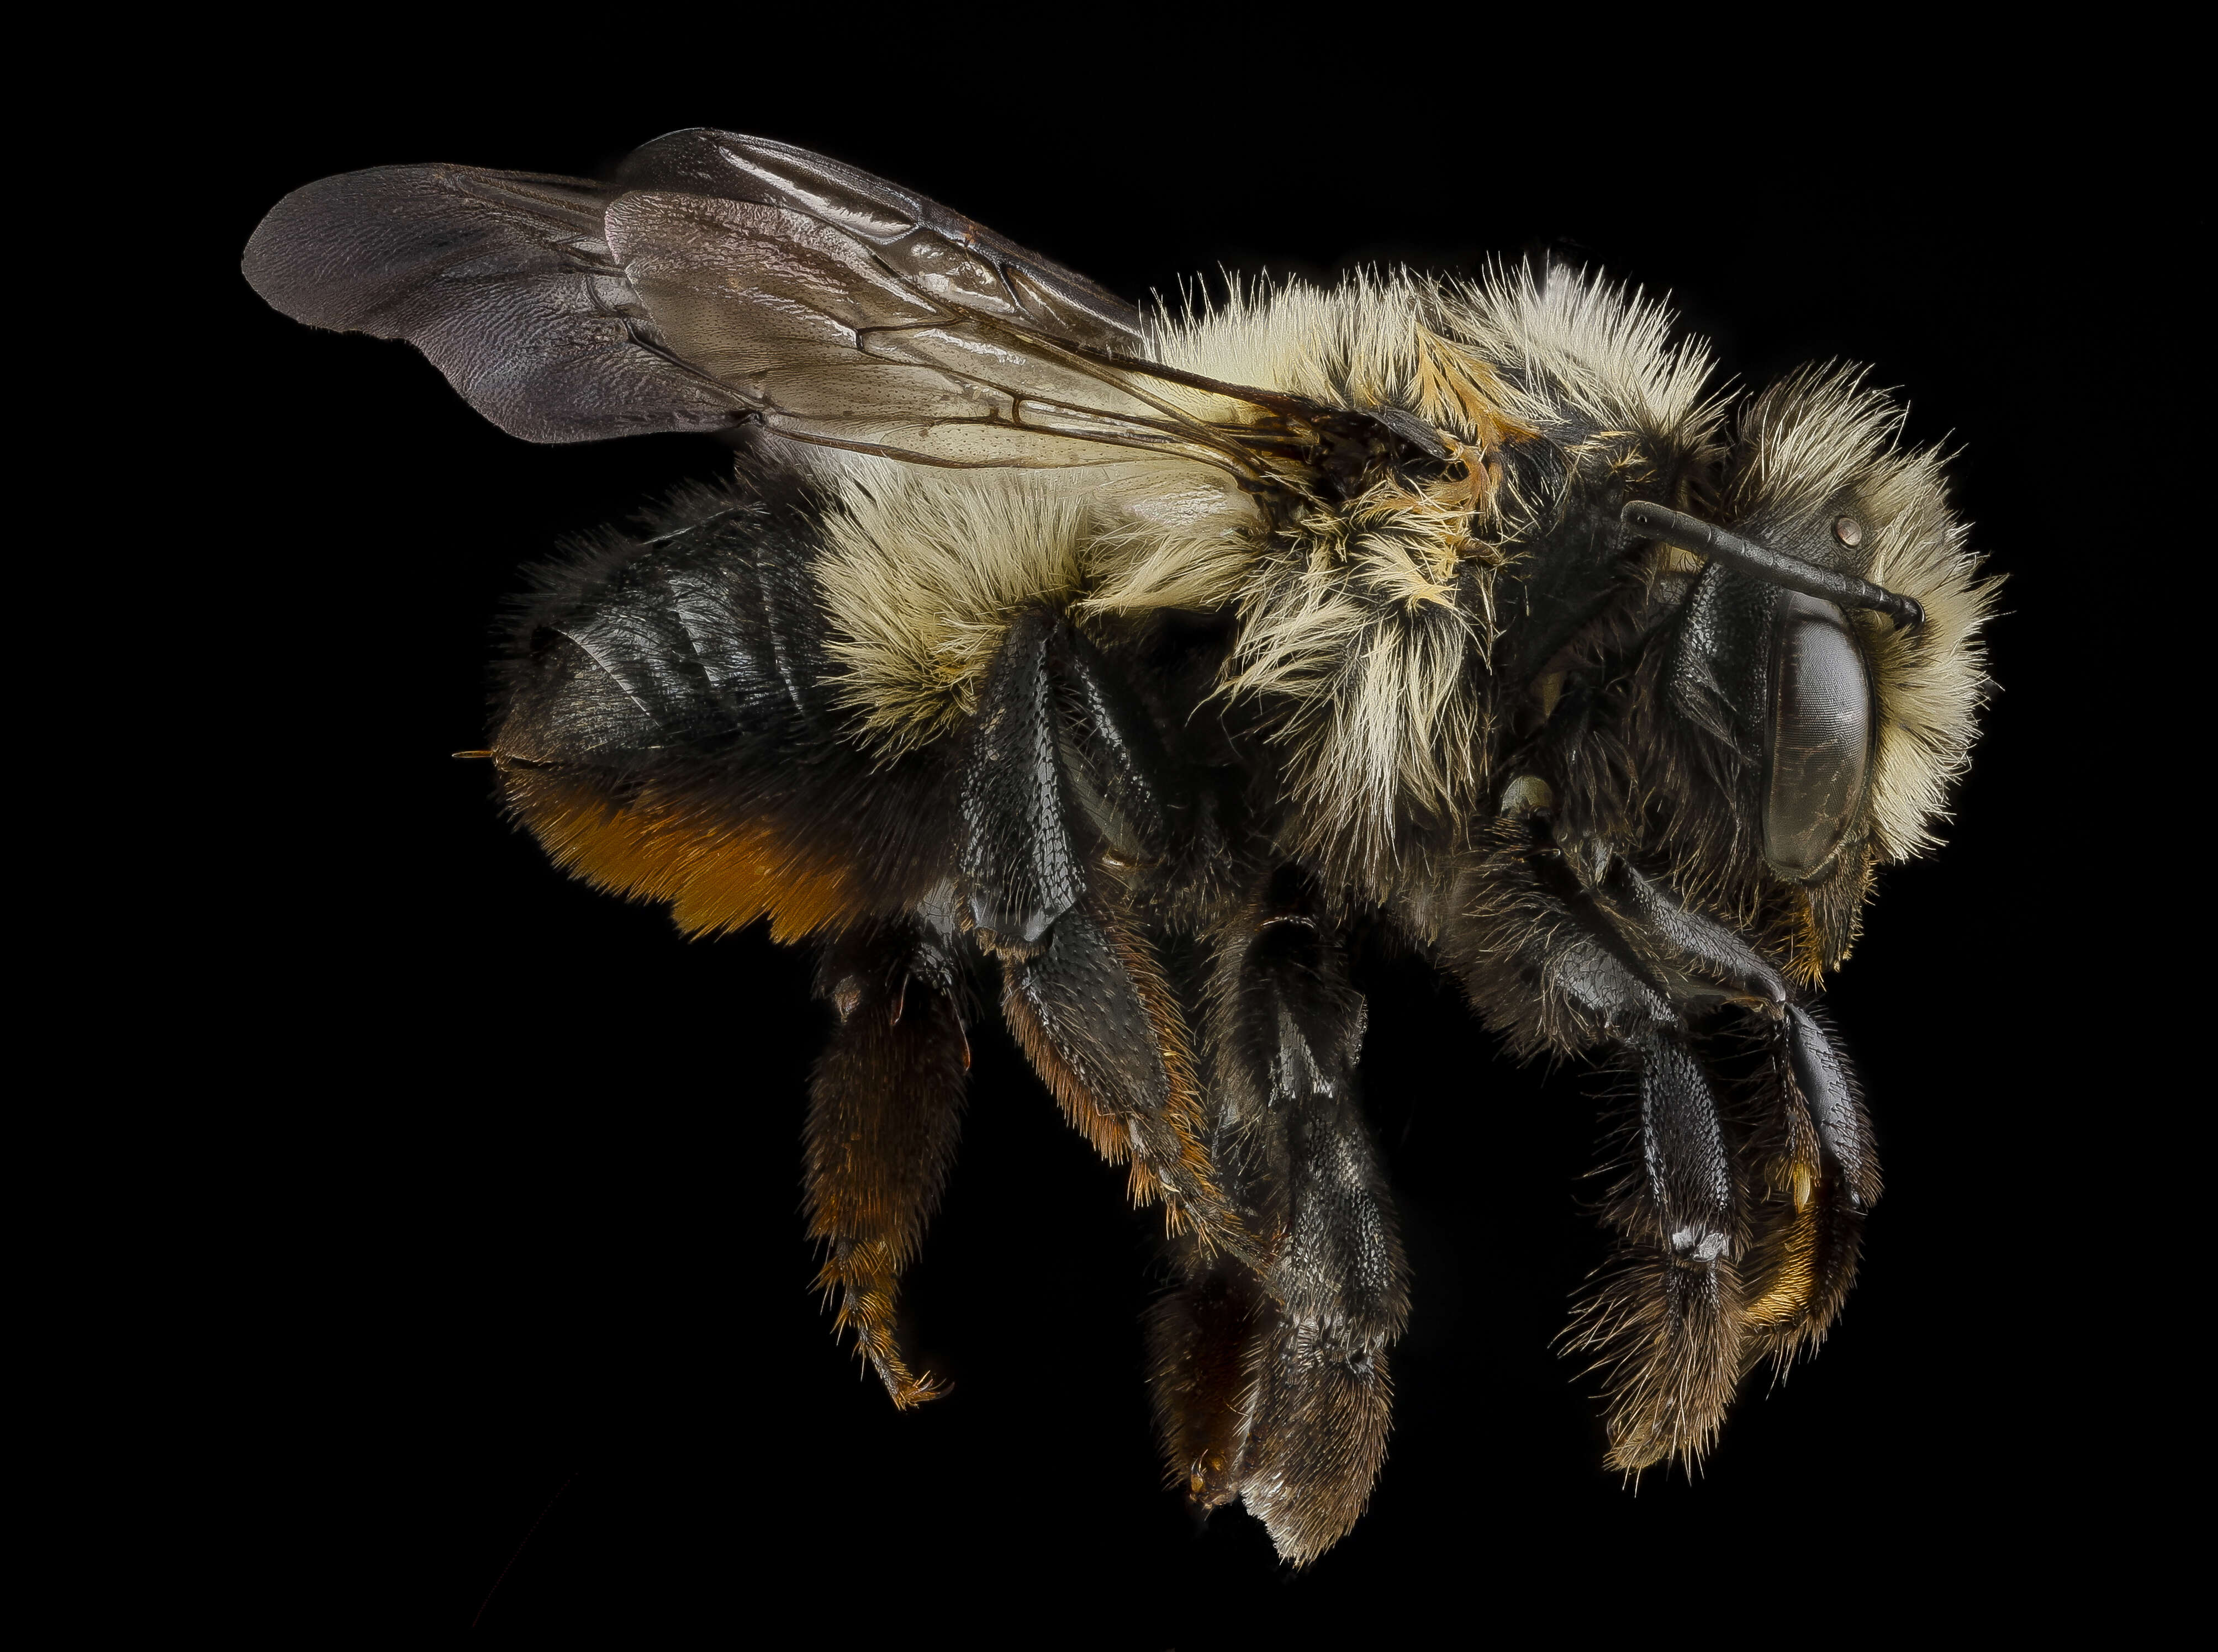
xmin=1446 ymin=818 xmax=1747 ymax=1470
xmin=1594 ymin=862 xmax=1883 ymax=1375
xmin=1572 ymin=1023 xmax=1744 ymax=1472
xmin=1441 ymin=812 xmax=1881 ymax=1469
xmin=1737 ymin=1005 xmax=1880 ymax=1369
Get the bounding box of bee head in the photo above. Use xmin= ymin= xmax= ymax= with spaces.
xmin=1654 ymin=367 xmax=1993 ymax=903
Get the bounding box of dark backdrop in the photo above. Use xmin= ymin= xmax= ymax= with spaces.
xmin=207 ymin=61 xmax=2123 ymax=1634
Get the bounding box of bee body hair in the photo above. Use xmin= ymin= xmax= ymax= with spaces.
xmin=244 ymin=131 xmax=2001 ymax=1561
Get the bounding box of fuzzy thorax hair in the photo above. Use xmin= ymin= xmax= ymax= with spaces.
xmin=815 ymin=264 xmax=1707 ymax=737
xmin=1161 ymin=268 xmax=1721 ymax=872
xmin=811 ymin=266 xmax=1989 ymax=872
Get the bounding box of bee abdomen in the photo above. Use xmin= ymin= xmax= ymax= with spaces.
xmin=503 ymin=493 xmax=839 ymax=756
xmin=493 ymin=488 xmax=953 ymax=939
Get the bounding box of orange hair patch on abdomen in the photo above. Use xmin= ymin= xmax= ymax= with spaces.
xmin=501 ymin=766 xmax=862 ymax=943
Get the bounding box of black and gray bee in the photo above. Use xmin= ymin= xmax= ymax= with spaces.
xmin=245 ymin=130 xmax=1994 ymax=1564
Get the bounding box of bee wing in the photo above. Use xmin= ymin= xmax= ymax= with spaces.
xmin=243 ymin=130 xmax=1272 ymax=474
xmin=244 ymin=164 xmax=727 ymax=442
xmin=612 ymin=129 xmax=1144 ymax=357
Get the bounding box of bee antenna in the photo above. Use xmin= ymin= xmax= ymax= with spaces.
xmin=1620 ymin=501 xmax=1925 ymax=631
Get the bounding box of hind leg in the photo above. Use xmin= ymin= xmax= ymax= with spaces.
xmin=804 ymin=924 xmax=969 ymax=1406
xmin=959 ymin=607 xmax=1231 ymax=1240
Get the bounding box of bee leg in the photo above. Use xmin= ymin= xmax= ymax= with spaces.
xmin=1151 ymin=883 xmax=1407 ymax=1565
xmin=1571 ymin=1024 xmax=1745 ymax=1473
xmin=999 ymin=899 xmax=1223 ymax=1225
xmin=1144 ymin=1251 xmax=1261 ymax=1515
xmin=958 ymin=607 xmax=1084 ymax=954
xmin=1739 ymin=1006 xmax=1881 ymax=1371
xmin=1448 ymin=824 xmax=1745 ymax=1471
xmin=1585 ymin=862 xmax=1883 ymax=1381
xmin=804 ymin=924 xmax=969 ymax=1408
xmin=1048 ymin=625 xmax=1190 ymax=862
xmin=960 ymin=608 xmax=1228 ymax=1236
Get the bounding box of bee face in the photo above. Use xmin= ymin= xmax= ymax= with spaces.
xmin=1662 ymin=518 xmax=1884 ymax=887
xmin=1646 ymin=367 xmax=1977 ymax=895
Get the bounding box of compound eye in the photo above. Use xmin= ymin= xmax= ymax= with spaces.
xmin=1763 ymin=592 xmax=1872 ymax=879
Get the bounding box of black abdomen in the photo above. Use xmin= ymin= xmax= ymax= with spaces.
xmin=492 ymin=484 xmax=957 ymax=939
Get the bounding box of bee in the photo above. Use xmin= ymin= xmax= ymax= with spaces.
xmin=245 ymin=129 xmax=1995 ymax=1564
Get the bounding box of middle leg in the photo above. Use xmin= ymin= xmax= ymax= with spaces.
xmin=1151 ymin=873 xmax=1409 ymax=1565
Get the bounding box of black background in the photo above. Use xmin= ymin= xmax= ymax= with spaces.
xmin=204 ymin=49 xmax=2141 ymax=1636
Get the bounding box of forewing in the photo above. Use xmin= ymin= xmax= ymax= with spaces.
xmin=242 ymin=165 xmax=737 ymax=443
xmin=244 ymin=131 xmax=1268 ymax=473
xmin=614 ymin=129 xmax=1145 ymax=357
xmin=601 ymin=188 xmax=1254 ymax=470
